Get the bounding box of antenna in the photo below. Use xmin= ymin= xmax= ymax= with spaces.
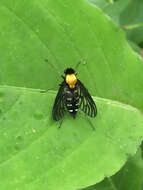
xmin=74 ymin=59 xmax=87 ymax=71
xmin=45 ymin=59 xmax=62 ymax=77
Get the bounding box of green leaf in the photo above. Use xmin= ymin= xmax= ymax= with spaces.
xmin=83 ymin=147 xmax=143 ymax=190
xmin=88 ymin=0 xmax=132 ymax=25
xmin=0 ymin=0 xmax=143 ymax=112
xmin=0 ymin=0 xmax=143 ymax=109
xmin=89 ymin=0 xmax=143 ymax=46
xmin=119 ymin=0 xmax=143 ymax=45
xmin=0 ymin=86 xmax=143 ymax=190
xmin=0 ymin=0 xmax=143 ymax=190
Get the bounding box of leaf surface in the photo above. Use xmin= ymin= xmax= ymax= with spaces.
xmin=0 ymin=0 xmax=143 ymax=111
xmin=0 ymin=86 xmax=143 ymax=190
xmin=0 ymin=0 xmax=143 ymax=189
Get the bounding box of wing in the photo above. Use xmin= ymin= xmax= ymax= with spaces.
xmin=52 ymin=81 xmax=66 ymax=121
xmin=77 ymin=79 xmax=97 ymax=117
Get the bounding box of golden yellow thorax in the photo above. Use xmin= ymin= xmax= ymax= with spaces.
xmin=66 ymin=74 xmax=77 ymax=88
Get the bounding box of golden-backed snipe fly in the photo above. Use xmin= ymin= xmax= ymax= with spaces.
xmin=52 ymin=68 xmax=97 ymax=121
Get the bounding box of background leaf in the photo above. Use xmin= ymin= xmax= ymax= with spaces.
xmin=82 ymin=147 xmax=143 ymax=190
xmin=89 ymin=0 xmax=143 ymax=54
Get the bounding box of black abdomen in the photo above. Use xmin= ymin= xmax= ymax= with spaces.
xmin=65 ymin=85 xmax=79 ymax=118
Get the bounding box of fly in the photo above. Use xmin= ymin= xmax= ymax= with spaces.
xmin=52 ymin=68 xmax=97 ymax=122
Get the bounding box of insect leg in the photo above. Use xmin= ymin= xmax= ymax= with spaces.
xmin=40 ymin=88 xmax=54 ymax=93
xmin=58 ymin=119 xmax=64 ymax=129
xmin=85 ymin=114 xmax=95 ymax=131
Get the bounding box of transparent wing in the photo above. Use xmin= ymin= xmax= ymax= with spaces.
xmin=52 ymin=81 xmax=66 ymax=121
xmin=77 ymin=79 xmax=97 ymax=117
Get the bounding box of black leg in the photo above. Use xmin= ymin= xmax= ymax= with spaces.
xmin=40 ymin=89 xmax=50 ymax=93
xmin=85 ymin=114 xmax=95 ymax=131
xmin=40 ymin=88 xmax=55 ymax=93
xmin=78 ymin=110 xmax=95 ymax=131
xmin=58 ymin=119 xmax=63 ymax=129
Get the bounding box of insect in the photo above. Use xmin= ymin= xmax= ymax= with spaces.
xmin=52 ymin=68 xmax=97 ymax=122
